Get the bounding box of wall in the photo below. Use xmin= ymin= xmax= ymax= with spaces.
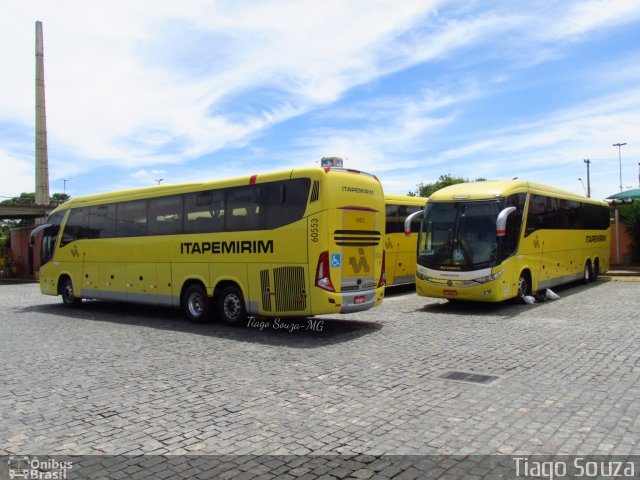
xmin=9 ymin=226 xmax=41 ymax=278
xmin=610 ymin=217 xmax=635 ymax=266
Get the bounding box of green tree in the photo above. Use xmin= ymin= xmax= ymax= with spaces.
xmin=0 ymin=192 xmax=70 ymax=206
xmin=50 ymin=192 xmax=71 ymax=205
xmin=0 ymin=192 xmax=36 ymax=205
xmin=408 ymin=174 xmax=486 ymax=197
xmin=619 ymin=201 xmax=640 ymax=264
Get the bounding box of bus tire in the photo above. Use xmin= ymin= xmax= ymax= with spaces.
xmin=582 ymin=260 xmax=592 ymax=284
xmin=517 ymin=270 xmax=531 ymax=301
xmin=182 ymin=283 xmax=211 ymax=323
xmin=217 ymin=285 xmax=247 ymax=326
xmin=591 ymin=258 xmax=600 ymax=282
xmin=60 ymin=276 xmax=82 ymax=307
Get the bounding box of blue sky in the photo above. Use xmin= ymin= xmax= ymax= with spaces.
xmin=1 ymin=0 xmax=639 ymax=201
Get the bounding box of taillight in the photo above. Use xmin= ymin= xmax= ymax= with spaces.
xmin=315 ymin=251 xmax=335 ymax=292
xmin=377 ymin=250 xmax=386 ymax=288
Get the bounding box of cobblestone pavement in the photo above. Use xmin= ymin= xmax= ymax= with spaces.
xmin=1 ymin=280 xmax=639 ymax=477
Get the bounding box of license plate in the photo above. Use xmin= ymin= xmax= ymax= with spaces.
xmin=354 ymin=295 xmax=366 ymax=304
xmin=443 ymin=289 xmax=457 ymax=296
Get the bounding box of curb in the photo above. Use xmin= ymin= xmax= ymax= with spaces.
xmin=599 ymin=276 xmax=640 ymax=283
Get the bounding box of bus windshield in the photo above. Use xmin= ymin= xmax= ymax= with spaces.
xmin=419 ymin=200 xmax=502 ymax=269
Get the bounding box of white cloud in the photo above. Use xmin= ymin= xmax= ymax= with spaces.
xmin=0 ymin=149 xmax=35 ymax=196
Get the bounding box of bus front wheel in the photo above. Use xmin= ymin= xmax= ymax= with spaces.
xmin=582 ymin=261 xmax=592 ymax=284
xmin=217 ymin=286 xmax=246 ymax=326
xmin=61 ymin=277 xmax=81 ymax=307
xmin=591 ymin=259 xmax=600 ymax=282
xmin=517 ymin=271 xmax=531 ymax=301
xmin=182 ymin=283 xmax=211 ymax=323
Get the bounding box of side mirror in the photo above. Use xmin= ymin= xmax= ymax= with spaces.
xmin=30 ymin=223 xmax=51 ymax=246
xmin=404 ymin=210 xmax=423 ymax=236
xmin=496 ymin=207 xmax=516 ymax=237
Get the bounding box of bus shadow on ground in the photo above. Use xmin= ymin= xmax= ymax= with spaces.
xmin=21 ymin=301 xmax=383 ymax=349
xmin=416 ymin=280 xmax=605 ymax=318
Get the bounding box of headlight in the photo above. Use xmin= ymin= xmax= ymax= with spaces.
xmin=473 ymin=270 xmax=504 ymax=284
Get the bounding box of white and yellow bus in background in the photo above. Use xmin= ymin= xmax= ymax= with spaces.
xmin=384 ymin=194 xmax=427 ymax=286
xmin=405 ymin=180 xmax=610 ymax=302
xmin=32 ymin=168 xmax=386 ymax=323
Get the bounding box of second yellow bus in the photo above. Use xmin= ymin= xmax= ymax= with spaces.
xmin=384 ymin=194 xmax=427 ymax=286
xmin=405 ymin=180 xmax=610 ymax=302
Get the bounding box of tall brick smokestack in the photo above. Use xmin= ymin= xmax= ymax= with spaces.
xmin=35 ymin=20 xmax=50 ymax=206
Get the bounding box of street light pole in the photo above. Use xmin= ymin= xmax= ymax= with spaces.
xmin=612 ymin=142 xmax=627 ymax=192
xmin=578 ymin=178 xmax=586 ymax=196
xmin=583 ymin=159 xmax=591 ymax=198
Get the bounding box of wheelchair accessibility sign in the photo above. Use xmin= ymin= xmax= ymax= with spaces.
xmin=330 ymin=253 xmax=341 ymax=268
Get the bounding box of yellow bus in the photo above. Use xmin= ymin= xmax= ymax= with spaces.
xmin=404 ymin=180 xmax=610 ymax=302
xmin=32 ymin=168 xmax=386 ymax=323
xmin=384 ymin=194 xmax=427 ymax=286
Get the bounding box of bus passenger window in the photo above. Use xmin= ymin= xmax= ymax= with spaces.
xmin=264 ymin=179 xmax=310 ymax=229
xmin=89 ymin=205 xmax=116 ymax=238
xmin=116 ymin=200 xmax=148 ymax=237
xmin=226 ymin=186 xmax=262 ymax=231
xmin=184 ymin=190 xmax=224 ymax=233
xmin=149 ymin=196 xmax=182 ymax=235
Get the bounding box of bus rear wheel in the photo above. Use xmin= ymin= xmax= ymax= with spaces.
xmin=61 ymin=277 xmax=81 ymax=307
xmin=182 ymin=284 xmax=211 ymax=323
xmin=217 ymin=286 xmax=246 ymax=326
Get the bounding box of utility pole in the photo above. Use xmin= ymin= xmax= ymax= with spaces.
xmin=583 ymin=159 xmax=591 ymax=198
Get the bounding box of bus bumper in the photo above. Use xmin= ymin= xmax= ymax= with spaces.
xmin=416 ymin=277 xmax=511 ymax=302
xmin=315 ymin=286 xmax=383 ymax=314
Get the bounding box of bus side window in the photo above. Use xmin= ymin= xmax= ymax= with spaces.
xmin=116 ymin=200 xmax=148 ymax=237
xmin=40 ymin=211 xmax=65 ymax=264
xmin=525 ymin=194 xmax=545 ymax=236
xmin=149 ymin=196 xmax=183 ymax=235
xmin=61 ymin=208 xmax=92 ymax=246
xmin=226 ymin=186 xmax=262 ymax=231
xmin=89 ymin=205 xmax=116 ymax=238
xmin=503 ymin=193 xmax=525 ymax=255
xmin=264 ymin=179 xmax=310 ymax=229
xmin=184 ymin=190 xmax=224 ymax=233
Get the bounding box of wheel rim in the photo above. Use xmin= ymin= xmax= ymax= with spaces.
xmin=63 ymin=282 xmax=73 ymax=302
xmin=518 ymin=275 xmax=528 ymax=297
xmin=188 ymin=291 xmax=205 ymax=318
xmin=223 ymin=293 xmax=242 ymax=320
